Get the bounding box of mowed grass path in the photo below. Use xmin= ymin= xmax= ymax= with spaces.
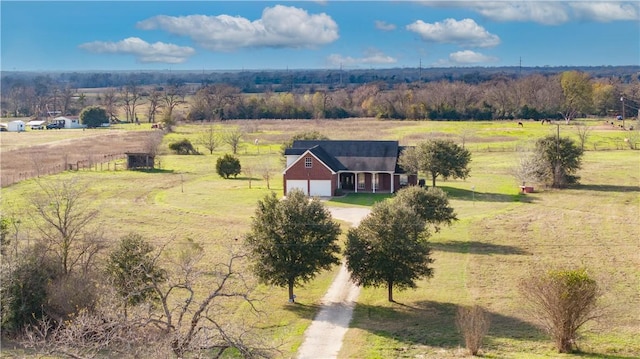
xmin=1 ymin=119 xmax=638 ymax=358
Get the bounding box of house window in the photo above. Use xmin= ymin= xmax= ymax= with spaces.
xmin=305 ymin=157 xmax=312 ymax=168
xmin=358 ymin=174 xmax=365 ymax=190
xmin=399 ymin=175 xmax=408 ymax=187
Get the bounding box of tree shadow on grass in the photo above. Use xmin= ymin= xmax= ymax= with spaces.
xmin=439 ymin=186 xmax=536 ymax=204
xmin=431 ymin=240 xmax=531 ymax=255
xmin=570 ymin=352 xmax=640 ymax=359
xmin=348 ymin=300 xmax=543 ymax=350
xmin=131 ymin=168 xmax=175 ymax=173
xmin=281 ymin=302 xmax=321 ymax=321
xmin=575 ymin=184 xmax=640 ymax=193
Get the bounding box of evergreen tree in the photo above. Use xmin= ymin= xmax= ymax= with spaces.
xmin=345 ymin=200 xmax=433 ymax=302
xmin=245 ymin=189 xmax=341 ymax=302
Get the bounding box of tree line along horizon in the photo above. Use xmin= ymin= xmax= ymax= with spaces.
xmin=2 ymin=69 xmax=639 ymax=124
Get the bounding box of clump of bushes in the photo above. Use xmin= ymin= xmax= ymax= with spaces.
xmin=169 ymin=139 xmax=199 ymax=155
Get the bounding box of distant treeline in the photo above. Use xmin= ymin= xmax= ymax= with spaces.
xmin=2 ymin=65 xmax=639 ymax=91
xmin=1 ymin=66 xmax=639 ymax=121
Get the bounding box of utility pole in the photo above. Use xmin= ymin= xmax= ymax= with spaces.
xmin=620 ymin=96 xmax=625 ymax=129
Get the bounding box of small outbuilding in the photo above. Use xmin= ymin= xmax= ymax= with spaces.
xmin=26 ymin=120 xmax=46 ymax=130
xmin=7 ymin=120 xmax=25 ymax=132
xmin=53 ymin=116 xmax=85 ymax=129
xmin=126 ymin=152 xmax=155 ymax=170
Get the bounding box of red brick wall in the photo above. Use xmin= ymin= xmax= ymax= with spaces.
xmin=283 ymin=155 xmax=335 ymax=195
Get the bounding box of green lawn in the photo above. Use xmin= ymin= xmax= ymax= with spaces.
xmin=1 ymin=119 xmax=638 ymax=358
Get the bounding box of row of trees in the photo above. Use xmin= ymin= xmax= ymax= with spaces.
xmin=185 ymin=71 xmax=639 ymax=122
xmin=3 ymin=71 xmax=638 ymax=123
xmin=245 ymin=186 xmax=457 ymax=303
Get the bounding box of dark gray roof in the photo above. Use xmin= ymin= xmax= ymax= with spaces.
xmin=288 ymin=140 xmax=401 ymax=172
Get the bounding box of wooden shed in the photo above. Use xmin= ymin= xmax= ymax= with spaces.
xmin=126 ymin=152 xmax=155 ymax=170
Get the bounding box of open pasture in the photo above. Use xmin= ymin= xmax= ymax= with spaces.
xmin=1 ymin=118 xmax=638 ymax=358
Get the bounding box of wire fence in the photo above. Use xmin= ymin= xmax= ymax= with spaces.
xmin=1 ymin=153 xmax=127 ymax=187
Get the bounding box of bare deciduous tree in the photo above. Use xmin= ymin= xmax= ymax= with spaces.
xmin=162 ymin=83 xmax=186 ymax=118
xmin=197 ymin=126 xmax=219 ymax=154
xmin=147 ymin=241 xmax=271 ymax=358
xmin=244 ymin=165 xmax=255 ymax=189
xmin=23 ymin=243 xmax=273 ymax=358
xmin=456 ymin=305 xmax=491 ymax=356
xmin=99 ymin=88 xmax=120 ymax=122
xmin=223 ymin=127 xmax=245 ymax=155
xmin=259 ymin=162 xmax=275 ymax=190
xmin=520 ymin=267 xmax=600 ymax=353
xmin=29 ymin=178 xmax=103 ymax=275
xmin=121 ymin=84 xmax=144 ymax=123
xmin=575 ymin=122 xmax=592 ymax=151
xmin=147 ymin=88 xmax=164 ymax=123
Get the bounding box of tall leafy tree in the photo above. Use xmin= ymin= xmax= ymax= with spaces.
xmin=105 ymin=233 xmax=166 ymax=318
xmin=560 ymin=71 xmax=593 ymax=123
xmin=535 ymin=134 xmax=583 ymax=188
xmin=393 ymin=186 xmax=457 ymax=232
xmin=245 ymin=189 xmax=341 ymax=302
xmin=400 ymin=139 xmax=471 ymax=187
xmin=79 ymin=106 xmax=109 ymax=128
xmin=345 ymin=200 xmax=433 ymax=302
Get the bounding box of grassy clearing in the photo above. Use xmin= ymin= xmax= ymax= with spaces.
xmin=339 ymin=149 xmax=639 ymax=359
xmin=1 ymin=119 xmax=638 ymax=358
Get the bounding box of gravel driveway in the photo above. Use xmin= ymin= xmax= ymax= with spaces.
xmin=296 ymin=206 xmax=370 ymax=359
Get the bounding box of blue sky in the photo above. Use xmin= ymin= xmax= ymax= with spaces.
xmin=1 ymin=1 xmax=638 ymax=71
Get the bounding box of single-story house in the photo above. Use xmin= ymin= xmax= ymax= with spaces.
xmin=283 ymin=140 xmax=417 ymax=197
xmin=26 ymin=120 xmax=46 ymax=130
xmin=53 ymin=116 xmax=85 ymax=129
xmin=7 ymin=120 xmax=25 ymax=132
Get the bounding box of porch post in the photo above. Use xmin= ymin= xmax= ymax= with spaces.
xmin=373 ymin=173 xmax=376 ymax=193
xmin=355 ymin=172 xmax=358 ymax=193
xmin=390 ymin=172 xmax=394 ymax=193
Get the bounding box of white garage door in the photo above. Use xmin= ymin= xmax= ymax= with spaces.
xmin=287 ymin=180 xmax=308 ymax=195
xmin=310 ymin=180 xmax=332 ymax=197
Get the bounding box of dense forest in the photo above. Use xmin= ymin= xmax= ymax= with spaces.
xmin=1 ymin=66 xmax=639 ymax=122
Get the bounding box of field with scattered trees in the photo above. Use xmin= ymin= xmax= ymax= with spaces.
xmin=1 ymin=116 xmax=638 ymax=358
xmin=1 ymin=66 xmax=639 ymax=358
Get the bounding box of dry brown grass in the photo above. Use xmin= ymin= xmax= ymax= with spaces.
xmin=0 ymin=129 xmax=158 ymax=186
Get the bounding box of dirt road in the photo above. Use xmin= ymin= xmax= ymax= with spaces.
xmin=296 ymin=207 xmax=370 ymax=359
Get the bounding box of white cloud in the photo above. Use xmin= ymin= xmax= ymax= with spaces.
xmin=570 ymin=2 xmax=639 ymax=22
xmin=416 ymin=1 xmax=639 ymax=25
xmin=466 ymin=2 xmax=569 ymax=25
xmin=79 ymin=37 xmax=195 ymax=64
xmin=406 ymin=18 xmax=500 ymax=47
xmin=449 ymin=50 xmax=499 ymax=64
xmin=327 ymin=49 xmax=397 ymax=67
xmin=375 ymin=20 xmax=396 ymax=31
xmin=137 ymin=5 xmax=339 ymax=51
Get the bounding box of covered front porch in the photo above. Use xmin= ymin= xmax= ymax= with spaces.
xmin=337 ymin=171 xmax=413 ymax=194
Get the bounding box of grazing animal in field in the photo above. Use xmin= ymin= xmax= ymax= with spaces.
xmin=518 ymin=121 xmax=523 ymax=127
